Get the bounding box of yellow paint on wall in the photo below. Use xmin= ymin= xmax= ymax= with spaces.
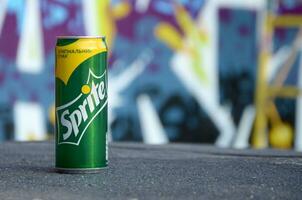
xmin=112 ymin=1 xmax=131 ymax=20
xmin=96 ymin=0 xmax=116 ymax=50
xmin=154 ymin=22 xmax=183 ymax=51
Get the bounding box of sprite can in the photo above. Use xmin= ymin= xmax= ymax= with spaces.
xmin=55 ymin=36 xmax=108 ymax=173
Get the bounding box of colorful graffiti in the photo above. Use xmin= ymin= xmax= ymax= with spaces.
xmin=0 ymin=0 xmax=301 ymax=150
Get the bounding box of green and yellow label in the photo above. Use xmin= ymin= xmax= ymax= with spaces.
xmin=55 ymin=38 xmax=107 ymax=85
xmin=55 ymin=37 xmax=108 ymax=169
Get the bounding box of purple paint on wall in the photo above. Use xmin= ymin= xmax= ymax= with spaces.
xmin=278 ymin=2 xmax=302 ymax=14
xmin=0 ymin=15 xmax=19 ymax=59
xmin=0 ymin=73 xmax=5 ymax=85
xmin=219 ymin=8 xmax=232 ymax=24
xmin=42 ymin=2 xmax=85 ymax=54
xmin=238 ymin=25 xmax=250 ymax=37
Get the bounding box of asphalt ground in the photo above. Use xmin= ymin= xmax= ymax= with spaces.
xmin=0 ymin=142 xmax=301 ymax=200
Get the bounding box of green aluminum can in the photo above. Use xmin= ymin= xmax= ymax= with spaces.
xmin=55 ymin=36 xmax=108 ymax=173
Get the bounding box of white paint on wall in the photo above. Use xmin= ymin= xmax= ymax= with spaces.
xmin=137 ymin=94 xmax=168 ymax=144
xmin=135 ymin=0 xmax=150 ymax=13
xmin=82 ymin=0 xmax=98 ymax=36
xmin=295 ymin=52 xmax=302 ymax=151
xmin=16 ymin=0 xmax=44 ymax=74
xmin=14 ymin=101 xmax=47 ymax=141
xmin=233 ymin=105 xmax=255 ymax=149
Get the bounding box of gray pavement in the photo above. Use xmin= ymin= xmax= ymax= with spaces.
xmin=0 ymin=142 xmax=301 ymax=200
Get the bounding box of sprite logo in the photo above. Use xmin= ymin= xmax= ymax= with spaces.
xmin=56 ymin=69 xmax=107 ymax=145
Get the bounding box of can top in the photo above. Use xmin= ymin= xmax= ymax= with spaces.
xmin=56 ymin=36 xmax=105 ymax=39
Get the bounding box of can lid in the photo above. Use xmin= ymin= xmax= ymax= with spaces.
xmin=56 ymin=36 xmax=105 ymax=39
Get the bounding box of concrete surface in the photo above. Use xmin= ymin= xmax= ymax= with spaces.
xmin=0 ymin=142 xmax=301 ymax=200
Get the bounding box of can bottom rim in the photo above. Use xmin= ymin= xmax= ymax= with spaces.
xmin=55 ymin=167 xmax=107 ymax=174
